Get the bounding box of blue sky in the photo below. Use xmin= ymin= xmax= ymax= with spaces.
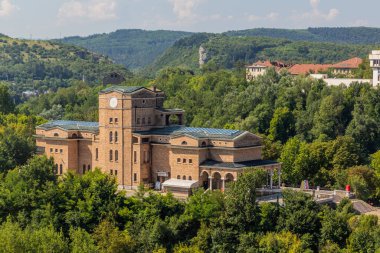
xmin=0 ymin=0 xmax=379 ymax=39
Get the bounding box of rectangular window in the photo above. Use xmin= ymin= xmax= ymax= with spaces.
xmin=115 ymin=170 xmax=118 ymax=176
xmin=114 ymin=118 xmax=118 ymax=124
xmin=189 ymin=159 xmax=193 ymax=164
xmin=109 ymin=118 xmax=113 ymax=124
xmin=134 ymin=173 xmax=137 ymax=182
xmin=110 ymin=150 xmax=113 ymax=161
xmin=96 ymin=148 xmax=98 ymax=160
xmin=137 ymin=118 xmax=140 ymax=124
xmin=133 ymin=151 xmax=137 ymax=163
xmin=142 ymin=118 xmax=146 ymax=124
xmin=177 ymin=158 xmax=181 ymax=163
xmin=55 ymin=149 xmax=58 ymax=153
xmin=60 ymin=149 xmax=63 ymax=154
xmin=115 ymin=150 xmax=118 ymax=162
xmin=50 ymin=148 xmax=53 ymax=153
xmin=110 ymin=169 xmax=113 ymax=175
xmin=183 ymin=158 xmax=187 ymax=163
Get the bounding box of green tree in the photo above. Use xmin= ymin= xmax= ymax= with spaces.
xmin=269 ymin=107 xmax=296 ymax=143
xmin=258 ymin=231 xmax=304 ymax=253
xmin=0 ymin=83 xmax=14 ymax=114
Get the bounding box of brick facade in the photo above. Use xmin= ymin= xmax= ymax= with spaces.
xmin=35 ymin=86 xmax=281 ymax=194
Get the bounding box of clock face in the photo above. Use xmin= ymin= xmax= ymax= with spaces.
xmin=109 ymin=97 xmax=118 ymax=108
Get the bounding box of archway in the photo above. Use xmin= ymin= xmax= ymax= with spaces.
xmin=212 ymin=172 xmax=222 ymax=190
xmin=201 ymin=171 xmax=209 ymax=190
xmin=225 ymin=173 xmax=234 ymax=189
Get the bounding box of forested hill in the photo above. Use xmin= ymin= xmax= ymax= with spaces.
xmin=58 ymin=29 xmax=192 ymax=70
xmin=148 ymin=33 xmax=378 ymax=73
xmin=0 ymin=35 xmax=131 ymax=94
xmin=225 ymin=27 xmax=380 ymax=44
xmin=57 ymin=27 xmax=380 ymax=72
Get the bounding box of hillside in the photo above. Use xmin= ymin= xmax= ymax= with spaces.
xmin=148 ymin=33 xmax=378 ymax=72
xmin=0 ymin=36 xmax=131 ymax=94
xmin=59 ymin=29 xmax=192 ymax=70
xmin=57 ymin=27 xmax=380 ymax=72
xmin=225 ymin=27 xmax=380 ymax=44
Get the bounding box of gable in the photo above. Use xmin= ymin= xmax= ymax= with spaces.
xmin=234 ymin=132 xmax=262 ymax=147
xmin=131 ymin=88 xmax=157 ymax=98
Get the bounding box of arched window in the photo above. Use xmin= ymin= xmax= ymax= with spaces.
xmin=83 ymin=164 xmax=86 ymax=174
xmin=201 ymin=141 xmax=207 ymax=147
xmin=72 ymin=133 xmax=78 ymax=139
xmin=95 ymin=148 xmax=99 ymax=160
xmin=55 ymin=164 xmax=58 ymax=174
xmin=87 ymin=165 xmax=91 ymax=172
xmin=177 ymin=175 xmax=180 ymax=179
xmin=109 ymin=150 xmax=113 ymax=161
xmin=183 ymin=175 xmax=186 ymax=180
xmin=59 ymin=164 xmax=63 ymax=175
xmin=115 ymin=150 xmax=118 ymax=161
xmin=115 ymin=131 xmax=118 ymax=143
xmin=181 ymin=141 xmax=187 ymax=145
xmin=54 ymin=133 xmax=59 ymax=137
xmin=109 ymin=131 xmax=113 ymax=142
xmin=189 ymin=176 xmax=192 ymax=180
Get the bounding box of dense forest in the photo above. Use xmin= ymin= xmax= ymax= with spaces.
xmin=148 ymin=34 xmax=378 ymax=73
xmin=59 ymin=29 xmax=192 ymax=70
xmin=0 ymin=35 xmax=131 ymax=95
xmin=58 ymin=27 xmax=380 ymax=72
xmin=225 ymin=27 xmax=380 ymax=44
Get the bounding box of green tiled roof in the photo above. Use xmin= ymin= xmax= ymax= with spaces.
xmin=135 ymin=126 xmax=245 ymax=140
xmin=200 ymin=159 xmax=280 ymax=170
xmin=99 ymin=86 xmax=145 ymax=94
xmin=37 ymin=120 xmax=99 ymax=132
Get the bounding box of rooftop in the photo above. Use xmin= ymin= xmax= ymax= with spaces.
xmin=37 ymin=120 xmax=99 ymax=132
xmin=332 ymin=57 xmax=363 ymax=69
xmin=288 ymin=64 xmax=332 ymax=75
xmin=200 ymin=159 xmax=280 ymax=170
xmin=99 ymin=86 xmax=145 ymax=94
xmin=135 ymin=125 xmax=245 ymax=140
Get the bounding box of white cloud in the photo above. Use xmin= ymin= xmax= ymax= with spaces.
xmin=58 ymin=0 xmax=117 ymax=21
xmin=0 ymin=0 xmax=17 ymax=17
xmin=296 ymin=0 xmax=339 ymax=22
xmin=248 ymin=12 xmax=279 ymax=22
xmin=168 ymin=0 xmax=203 ymax=20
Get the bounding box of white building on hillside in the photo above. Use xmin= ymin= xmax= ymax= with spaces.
xmin=369 ymin=50 xmax=380 ymax=86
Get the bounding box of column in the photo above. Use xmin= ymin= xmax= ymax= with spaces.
xmin=270 ymin=169 xmax=273 ymax=189
xmin=221 ymin=178 xmax=225 ymax=192
xmin=278 ymin=168 xmax=281 ymax=188
xmin=209 ymin=176 xmax=213 ymax=190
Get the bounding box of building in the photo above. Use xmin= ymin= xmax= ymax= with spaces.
xmin=246 ymin=60 xmax=287 ymax=81
xmin=35 ymin=86 xmax=281 ymax=197
xmin=288 ymin=64 xmax=332 ymax=75
xmin=331 ymin=57 xmax=363 ymax=76
xmin=369 ymin=50 xmax=380 ymax=86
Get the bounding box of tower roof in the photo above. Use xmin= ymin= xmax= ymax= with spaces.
xmin=99 ymin=86 xmax=145 ymax=94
